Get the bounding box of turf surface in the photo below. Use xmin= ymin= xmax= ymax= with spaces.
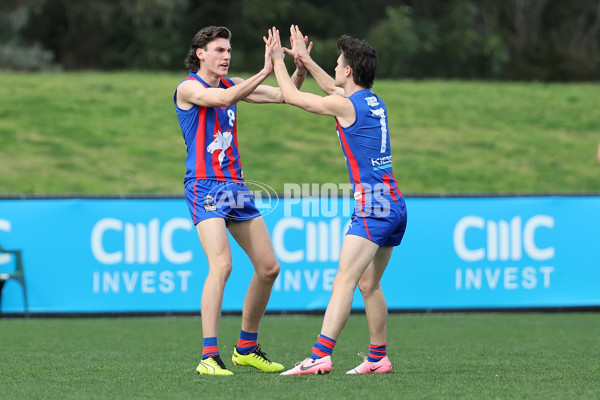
xmin=1 ymin=313 xmax=598 ymax=399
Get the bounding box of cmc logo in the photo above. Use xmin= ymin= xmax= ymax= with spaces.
xmin=272 ymin=217 xmax=350 ymax=263
xmin=91 ymin=218 xmax=193 ymax=265
xmin=453 ymin=215 xmax=554 ymax=262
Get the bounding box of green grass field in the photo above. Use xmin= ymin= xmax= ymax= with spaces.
xmin=2 ymin=313 xmax=599 ymax=399
xmin=0 ymin=72 xmax=599 ymax=195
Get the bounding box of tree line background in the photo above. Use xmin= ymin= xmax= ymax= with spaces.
xmin=1 ymin=0 xmax=599 ymax=81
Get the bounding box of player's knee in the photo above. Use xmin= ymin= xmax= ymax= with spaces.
xmin=209 ymin=261 xmax=233 ymax=284
xmin=257 ymin=259 xmax=280 ymax=282
xmin=357 ymin=278 xmax=379 ymax=296
xmin=333 ymin=268 xmax=359 ymax=288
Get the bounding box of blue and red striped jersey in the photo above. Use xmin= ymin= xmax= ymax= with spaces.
xmin=336 ymin=89 xmax=402 ymax=202
xmin=174 ymin=72 xmax=243 ymax=183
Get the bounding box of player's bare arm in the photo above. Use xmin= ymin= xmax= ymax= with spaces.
xmin=176 ymin=68 xmax=272 ymax=110
xmin=235 ymin=67 xmax=306 ymax=104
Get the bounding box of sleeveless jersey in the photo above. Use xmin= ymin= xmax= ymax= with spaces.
xmin=335 ymin=89 xmax=402 ymax=203
xmin=174 ymin=72 xmax=243 ymax=183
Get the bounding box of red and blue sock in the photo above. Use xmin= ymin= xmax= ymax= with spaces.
xmin=311 ymin=334 xmax=336 ymax=359
xmin=367 ymin=342 xmax=387 ymax=362
xmin=202 ymin=337 xmax=219 ymax=359
xmin=236 ymin=330 xmax=258 ymax=355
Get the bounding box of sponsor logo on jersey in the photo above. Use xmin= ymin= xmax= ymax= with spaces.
xmin=370 ymin=155 xmax=392 ymax=170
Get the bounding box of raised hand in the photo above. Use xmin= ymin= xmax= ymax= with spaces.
xmin=262 ymin=28 xmax=279 ymax=74
xmin=270 ymin=27 xmax=285 ymax=62
xmin=284 ymin=25 xmax=313 ymax=66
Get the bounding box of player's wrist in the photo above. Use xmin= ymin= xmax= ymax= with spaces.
xmin=298 ymin=52 xmax=311 ymax=62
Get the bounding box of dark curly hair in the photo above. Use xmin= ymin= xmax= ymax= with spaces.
xmin=337 ymin=35 xmax=377 ymax=88
xmin=184 ymin=26 xmax=231 ymax=71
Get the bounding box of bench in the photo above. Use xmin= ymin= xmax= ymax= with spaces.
xmin=0 ymin=244 xmax=29 ymax=317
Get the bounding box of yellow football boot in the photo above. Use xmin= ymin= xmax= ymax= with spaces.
xmin=231 ymin=344 xmax=284 ymax=373
xmin=196 ymin=355 xmax=233 ymax=376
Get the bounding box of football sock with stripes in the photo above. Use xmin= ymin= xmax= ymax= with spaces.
xmin=236 ymin=330 xmax=258 ymax=355
xmin=311 ymin=333 xmax=336 ymax=359
xmin=367 ymin=342 xmax=387 ymax=362
xmin=202 ymin=337 xmax=219 ymax=359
